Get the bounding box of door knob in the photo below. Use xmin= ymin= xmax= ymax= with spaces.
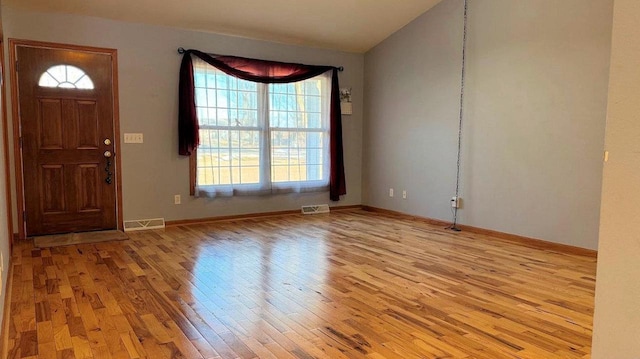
xmin=104 ymin=138 xmax=112 ymax=146
xmin=104 ymin=150 xmax=112 ymax=158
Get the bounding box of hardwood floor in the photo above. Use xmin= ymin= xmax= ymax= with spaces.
xmin=4 ymin=210 xmax=596 ymax=358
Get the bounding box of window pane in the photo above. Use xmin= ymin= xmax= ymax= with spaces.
xmin=194 ymin=71 xmax=206 ymax=87
xmin=217 ymin=91 xmax=229 ymax=109
xmin=205 ymin=71 xmax=216 ymax=88
xmin=269 ymin=111 xmax=281 ymax=128
xmin=307 ymin=132 xmax=323 ymax=147
xmin=196 ymin=107 xmax=207 ymax=125
xmin=307 ymin=165 xmax=323 ymax=181
xmin=289 ymin=166 xmax=302 ymax=182
xmin=238 ymin=80 xmax=257 ymax=91
xmin=287 ymin=112 xmax=297 ymax=128
xmin=38 ymin=65 xmax=94 ymax=90
xmin=305 ymin=96 xmax=320 ymax=113
xmin=241 ymin=149 xmax=260 ymax=166
xmin=272 ymin=165 xmax=288 ymax=182
xmin=272 ymin=83 xmax=287 ymax=93
xmin=219 ymin=148 xmax=231 ymax=167
xmin=231 ymin=167 xmax=240 ymax=183
xmin=273 ymin=94 xmax=286 ymax=111
xmin=216 ymin=74 xmax=229 ymax=89
xmin=307 ymin=113 xmax=321 ymax=129
xmin=207 ymin=89 xmax=217 ymax=108
xmin=209 ymin=130 xmax=220 ymax=149
xmin=195 ymin=88 xmax=207 ymax=107
xmin=199 ymin=130 xmax=210 ymax=148
xmin=271 ymin=131 xmax=289 ymax=149
xmin=238 ymin=91 xmax=257 ymax=110
xmin=231 ymin=110 xmax=241 ymax=127
xmin=39 ymin=72 xmax=59 ymax=88
xmin=47 ymin=66 xmax=66 ymax=82
xmin=305 ymin=80 xmax=320 ymax=96
xmin=296 ymin=113 xmax=306 ymax=128
xmin=229 ymin=77 xmax=238 ymax=90
xmin=217 ymin=109 xmax=230 ymax=126
xmin=241 ymin=166 xmax=259 ymax=184
xmin=238 ymin=110 xmax=258 ymax=127
xmin=240 ymin=131 xmax=259 ymax=150
xmin=231 ymin=149 xmax=240 ymax=166
xmin=306 ymin=149 xmax=323 ymax=165
xmin=66 ymin=66 xmax=84 ymax=83
xmin=227 ymin=91 xmax=238 ymax=109
xmin=272 ymin=147 xmax=288 ymax=164
xmin=220 ymin=167 xmax=231 ymax=184
xmin=75 ymin=76 xmax=95 ymax=90
xmin=208 ymin=108 xmax=218 ymax=126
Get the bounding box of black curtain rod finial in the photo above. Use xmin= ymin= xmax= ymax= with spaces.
xmin=177 ymin=47 xmax=186 ymax=54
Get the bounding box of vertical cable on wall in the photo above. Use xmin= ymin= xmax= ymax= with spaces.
xmin=447 ymin=0 xmax=469 ymax=232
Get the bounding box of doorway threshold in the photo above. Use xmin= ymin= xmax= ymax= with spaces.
xmin=33 ymin=230 xmax=128 ymax=248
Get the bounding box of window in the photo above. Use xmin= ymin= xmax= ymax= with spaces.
xmin=192 ymin=57 xmax=330 ymax=197
xmin=38 ymin=65 xmax=94 ymax=89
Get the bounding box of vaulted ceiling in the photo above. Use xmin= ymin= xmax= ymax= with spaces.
xmin=4 ymin=0 xmax=443 ymax=53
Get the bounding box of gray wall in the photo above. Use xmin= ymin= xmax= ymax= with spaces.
xmin=363 ymin=0 xmax=613 ymax=249
xmin=2 ymin=6 xmax=364 ymax=226
xmin=592 ymin=0 xmax=640 ymax=356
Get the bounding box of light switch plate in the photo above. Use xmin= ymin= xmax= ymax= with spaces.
xmin=124 ymin=133 xmax=144 ymax=143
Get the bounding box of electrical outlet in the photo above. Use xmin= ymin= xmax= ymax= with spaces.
xmin=402 ymin=190 xmax=407 ymax=199
xmin=389 ymin=188 xmax=394 ymax=197
xmin=174 ymin=195 xmax=181 ymax=205
xmin=124 ymin=133 xmax=144 ymax=143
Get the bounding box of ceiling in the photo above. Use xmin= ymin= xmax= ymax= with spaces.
xmin=4 ymin=0 xmax=443 ymax=53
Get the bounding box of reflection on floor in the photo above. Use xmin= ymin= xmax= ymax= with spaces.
xmin=4 ymin=210 xmax=596 ymax=358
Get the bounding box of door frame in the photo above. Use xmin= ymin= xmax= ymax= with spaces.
xmin=9 ymin=39 xmax=123 ymax=239
xmin=1 ymin=35 xmax=14 ymax=248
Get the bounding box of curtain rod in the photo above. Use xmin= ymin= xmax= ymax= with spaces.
xmin=177 ymin=47 xmax=344 ymax=72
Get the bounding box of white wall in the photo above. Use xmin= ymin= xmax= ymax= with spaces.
xmin=592 ymin=0 xmax=640 ymax=356
xmin=0 ymin=0 xmax=10 ymax=339
xmin=363 ymin=0 xmax=613 ymax=249
xmin=1 ymin=6 xmax=364 ymax=227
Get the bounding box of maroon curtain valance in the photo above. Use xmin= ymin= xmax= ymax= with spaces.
xmin=178 ymin=49 xmax=346 ymax=201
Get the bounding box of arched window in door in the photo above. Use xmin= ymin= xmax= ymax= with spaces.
xmin=38 ymin=65 xmax=94 ymax=89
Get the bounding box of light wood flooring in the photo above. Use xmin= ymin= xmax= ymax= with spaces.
xmin=3 ymin=210 xmax=597 ymax=358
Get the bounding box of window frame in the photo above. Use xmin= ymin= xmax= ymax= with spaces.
xmin=189 ymin=63 xmax=331 ymax=197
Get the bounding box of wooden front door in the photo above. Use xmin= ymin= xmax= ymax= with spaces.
xmin=16 ymin=44 xmax=117 ymax=236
